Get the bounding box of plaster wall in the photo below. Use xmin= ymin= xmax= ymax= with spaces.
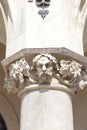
xmin=73 ymin=88 xmax=87 ymax=130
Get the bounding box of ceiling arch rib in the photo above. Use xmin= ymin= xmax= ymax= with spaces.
xmin=0 ymin=0 xmax=12 ymax=45
xmin=0 ymin=0 xmax=12 ymax=21
xmin=0 ymin=6 xmax=6 ymax=45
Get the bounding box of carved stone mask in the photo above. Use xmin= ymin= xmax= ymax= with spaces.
xmin=32 ymin=54 xmax=58 ymax=84
xmin=36 ymin=56 xmax=53 ymax=78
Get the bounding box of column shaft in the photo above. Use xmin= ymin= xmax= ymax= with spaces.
xmin=20 ymin=88 xmax=73 ymax=130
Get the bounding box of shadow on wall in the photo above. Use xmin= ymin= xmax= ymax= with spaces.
xmin=83 ymin=17 xmax=87 ymax=56
xmin=0 ymin=7 xmax=6 ymax=44
xmin=0 ymin=43 xmax=5 ymax=87
xmin=73 ymin=87 xmax=87 ymax=130
xmin=79 ymin=0 xmax=86 ymax=11
xmin=80 ymin=0 xmax=87 ymax=56
xmin=0 ymin=0 xmax=12 ymax=20
xmin=0 ymin=113 xmax=7 ymax=130
xmin=0 ymin=0 xmax=13 ymax=45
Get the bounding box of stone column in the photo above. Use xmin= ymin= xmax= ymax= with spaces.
xmin=2 ymin=48 xmax=87 ymax=130
xmin=20 ymin=86 xmax=73 ymax=130
xmin=2 ymin=1 xmax=87 ymax=130
xmin=6 ymin=0 xmax=87 ymax=57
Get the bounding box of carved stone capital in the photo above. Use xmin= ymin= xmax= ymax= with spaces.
xmin=2 ymin=48 xmax=87 ymax=95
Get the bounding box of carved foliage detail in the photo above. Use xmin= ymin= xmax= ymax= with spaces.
xmin=59 ymin=60 xmax=82 ymax=78
xmin=4 ymin=54 xmax=87 ymax=93
xmin=4 ymin=58 xmax=30 ymax=93
xmin=55 ymin=60 xmax=85 ymax=90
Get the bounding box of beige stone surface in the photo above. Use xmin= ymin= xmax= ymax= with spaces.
xmin=73 ymin=88 xmax=87 ymax=130
xmin=0 ymin=43 xmax=20 ymax=130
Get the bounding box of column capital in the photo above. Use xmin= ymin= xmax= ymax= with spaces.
xmin=2 ymin=48 xmax=87 ymax=96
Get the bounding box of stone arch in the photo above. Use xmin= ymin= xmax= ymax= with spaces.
xmin=0 ymin=113 xmax=7 ymax=130
xmin=0 ymin=43 xmax=6 ymax=87
xmin=78 ymin=0 xmax=87 ymax=56
xmin=0 ymin=6 xmax=6 ymax=44
xmin=83 ymin=17 xmax=87 ymax=56
xmin=0 ymin=43 xmax=20 ymax=130
xmin=79 ymin=0 xmax=86 ymax=10
xmin=0 ymin=0 xmax=13 ymax=45
xmin=0 ymin=91 xmax=19 ymax=130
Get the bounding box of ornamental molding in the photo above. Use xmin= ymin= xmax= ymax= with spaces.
xmin=2 ymin=51 xmax=87 ymax=94
xmin=4 ymin=58 xmax=30 ymax=93
xmin=2 ymin=48 xmax=87 ymax=95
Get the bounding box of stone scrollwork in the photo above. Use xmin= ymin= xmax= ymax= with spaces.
xmin=4 ymin=53 xmax=87 ymax=94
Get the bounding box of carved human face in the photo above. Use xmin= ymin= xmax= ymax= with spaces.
xmin=36 ymin=56 xmax=53 ymax=79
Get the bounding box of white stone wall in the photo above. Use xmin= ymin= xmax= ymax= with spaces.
xmin=6 ymin=0 xmax=87 ymax=57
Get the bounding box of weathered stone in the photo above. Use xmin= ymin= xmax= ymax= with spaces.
xmin=2 ymin=50 xmax=87 ymax=94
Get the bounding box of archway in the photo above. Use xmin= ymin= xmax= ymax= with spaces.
xmin=83 ymin=17 xmax=87 ymax=56
xmin=0 ymin=92 xmax=19 ymax=130
xmin=0 ymin=113 xmax=7 ymax=130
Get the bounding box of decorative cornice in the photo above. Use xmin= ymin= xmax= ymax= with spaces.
xmin=2 ymin=52 xmax=87 ymax=95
